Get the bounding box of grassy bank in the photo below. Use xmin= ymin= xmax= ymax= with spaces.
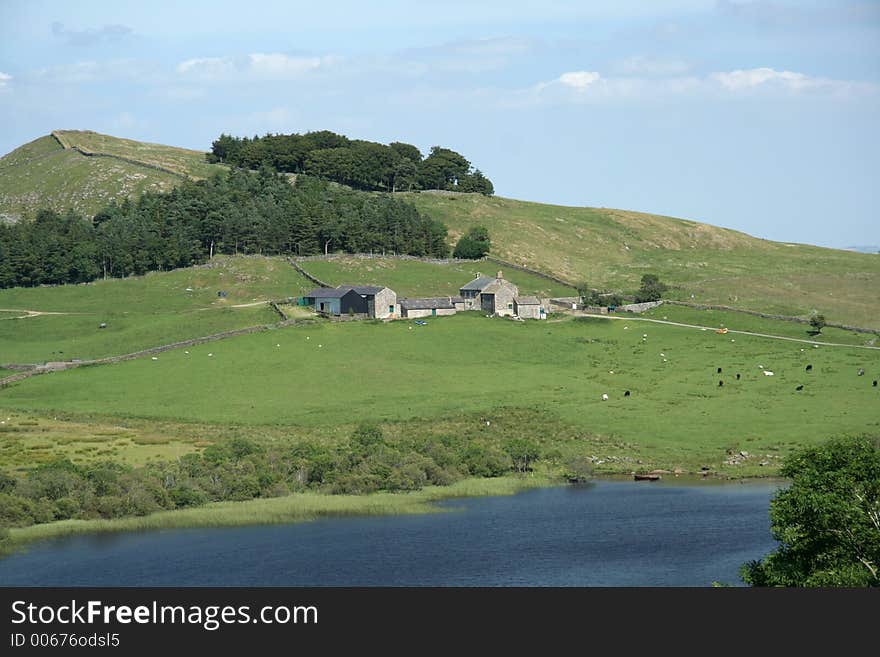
xmin=0 ymin=255 xmax=313 ymax=363
xmin=3 ymin=475 xmax=549 ymax=555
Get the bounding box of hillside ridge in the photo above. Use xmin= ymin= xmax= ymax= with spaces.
xmin=1 ymin=130 xmax=878 ymax=328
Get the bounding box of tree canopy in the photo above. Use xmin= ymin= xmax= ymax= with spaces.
xmin=452 ymin=226 xmax=492 ymax=259
xmin=741 ymin=436 xmax=880 ymax=587
xmin=0 ymin=169 xmax=449 ymax=288
xmin=634 ymin=273 xmax=668 ymax=303
xmin=207 ymin=131 xmax=494 ymax=195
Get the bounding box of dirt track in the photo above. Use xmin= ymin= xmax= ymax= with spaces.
xmin=573 ymin=312 xmax=880 ymax=351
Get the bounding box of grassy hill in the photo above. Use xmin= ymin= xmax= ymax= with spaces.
xmin=0 ymin=130 xmax=225 ymax=221
xmin=403 ymin=192 xmax=880 ymax=330
xmin=0 ymin=255 xmax=314 ymax=364
xmin=1 ymin=130 xmax=877 ymax=328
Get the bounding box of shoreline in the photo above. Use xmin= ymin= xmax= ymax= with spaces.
xmin=1 ymin=473 xmax=783 ymax=559
xmin=2 ymin=475 xmax=551 ymax=558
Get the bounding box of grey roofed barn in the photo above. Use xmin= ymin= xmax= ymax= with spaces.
xmin=514 ymin=296 xmax=540 ymax=305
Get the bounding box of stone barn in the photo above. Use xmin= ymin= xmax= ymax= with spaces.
xmin=459 ymin=271 xmax=519 ymax=317
xmin=513 ymin=296 xmax=545 ymax=320
xmin=400 ymin=297 xmax=461 ymax=318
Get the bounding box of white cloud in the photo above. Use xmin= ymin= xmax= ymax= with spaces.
xmin=521 ymin=66 xmax=878 ymax=106
xmin=557 ymin=71 xmax=602 ymax=90
xmin=0 ymin=72 xmax=11 ymax=89
xmin=709 ymin=67 xmax=877 ymax=97
xmin=176 ymin=53 xmax=336 ymax=81
xmin=710 ymin=67 xmax=813 ymax=91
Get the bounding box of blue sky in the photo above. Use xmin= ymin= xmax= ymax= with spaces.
xmin=1 ymin=1 xmax=878 ymax=248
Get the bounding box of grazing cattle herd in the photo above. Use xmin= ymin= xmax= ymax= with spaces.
xmin=600 ymin=358 xmax=875 ymax=402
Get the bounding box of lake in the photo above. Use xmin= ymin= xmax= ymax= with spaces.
xmin=0 ymin=480 xmax=779 ymax=586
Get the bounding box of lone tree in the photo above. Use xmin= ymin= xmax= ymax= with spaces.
xmin=453 ymin=226 xmax=491 ymax=259
xmin=504 ymin=438 xmax=540 ymax=473
xmin=634 ymin=273 xmax=667 ymax=303
xmin=809 ymin=313 xmax=827 ymax=335
xmin=740 ymin=436 xmax=880 ymax=587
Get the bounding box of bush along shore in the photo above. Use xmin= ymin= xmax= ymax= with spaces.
xmin=0 ymin=423 xmax=556 ymax=555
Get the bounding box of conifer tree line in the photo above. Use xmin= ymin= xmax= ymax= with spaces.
xmin=207 ymin=130 xmax=494 ymax=195
xmin=0 ymin=170 xmax=449 ymax=288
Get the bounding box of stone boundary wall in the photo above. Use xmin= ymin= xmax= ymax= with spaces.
xmin=616 ymin=301 xmax=664 ymax=313
xmin=51 ymin=132 xmax=190 ymax=180
xmin=291 ymin=253 xmax=579 ymax=292
xmin=0 ymin=319 xmax=307 ymax=388
xmin=289 ymin=259 xmax=332 ymax=289
xmin=483 ymin=256 xmax=578 ymax=290
xmin=666 ymin=301 xmax=878 ymax=335
xmin=293 ymin=253 xmax=477 ymax=266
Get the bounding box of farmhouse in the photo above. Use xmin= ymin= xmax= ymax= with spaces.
xmin=459 ymin=271 xmax=520 ymax=317
xmin=399 ymin=297 xmax=464 ymax=318
xmin=303 ymin=285 xmax=398 ymax=318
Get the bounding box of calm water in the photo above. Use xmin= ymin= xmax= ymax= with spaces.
xmin=0 ymin=480 xmax=779 ymax=586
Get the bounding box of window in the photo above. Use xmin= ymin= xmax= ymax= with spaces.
xmin=389 ymin=305 xmax=395 ymax=314
xmin=507 ymin=303 xmax=513 ymax=309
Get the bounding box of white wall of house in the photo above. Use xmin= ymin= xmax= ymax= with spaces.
xmin=515 ymin=302 xmax=542 ymax=319
xmin=404 ymin=307 xmax=456 ymax=319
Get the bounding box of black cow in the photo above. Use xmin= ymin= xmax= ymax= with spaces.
xmin=795 ymin=385 xmax=804 ymax=391
xmin=806 ymin=364 xmax=813 ymax=372
xmin=718 ymin=380 xmax=724 ymax=387
xmin=736 ymin=373 xmax=741 ymax=380
xmin=717 ymin=367 xmax=722 ymax=374
xmin=624 ymin=390 xmax=631 ymax=397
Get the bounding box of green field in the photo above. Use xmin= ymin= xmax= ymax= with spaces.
xmin=299 ymin=256 xmax=574 ymax=298
xmin=0 ymin=256 xmax=314 ymax=363
xmin=3 ymin=312 xmax=878 ymax=475
xmin=0 ymin=131 xmax=225 ymax=220
xmin=404 ymin=192 xmax=880 ymax=329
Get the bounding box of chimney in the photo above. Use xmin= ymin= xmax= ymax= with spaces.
xmin=496 ymin=270 xmax=503 ymax=280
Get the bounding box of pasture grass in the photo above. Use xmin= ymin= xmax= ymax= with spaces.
xmin=0 ymin=256 xmax=314 ymax=363
xmin=301 ymin=256 xmax=574 ymax=298
xmin=2 ymin=312 xmax=877 ymax=476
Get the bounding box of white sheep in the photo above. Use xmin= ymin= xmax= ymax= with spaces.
xmin=763 ymin=371 xmax=774 ymax=376
xmin=151 ymin=357 xmax=158 ymax=361
xmin=602 ymin=393 xmax=609 ymax=401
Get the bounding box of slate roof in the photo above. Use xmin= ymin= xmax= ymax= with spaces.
xmin=400 ymin=297 xmax=456 ymax=310
xmin=515 ymin=296 xmax=540 ymax=305
xmin=460 ymin=276 xmax=496 ymax=292
xmin=349 ymin=285 xmax=384 ymax=295
xmin=304 ymin=287 xmax=349 ymax=299
xmin=304 ymin=285 xmax=385 ymax=298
